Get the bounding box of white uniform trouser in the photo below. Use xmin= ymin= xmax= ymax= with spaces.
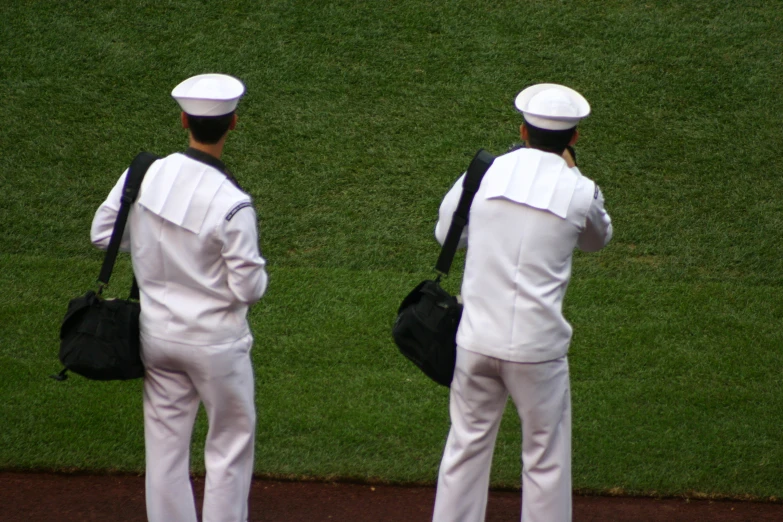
xmin=141 ymin=332 xmax=256 ymax=522
xmin=433 ymin=347 xmax=572 ymax=522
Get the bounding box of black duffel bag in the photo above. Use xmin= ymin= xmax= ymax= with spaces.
xmin=392 ymin=149 xmax=494 ymax=387
xmin=59 ymin=290 xmax=143 ymax=380
xmin=52 ymin=152 xmax=158 ymax=381
xmin=393 ymin=279 xmax=462 ymax=387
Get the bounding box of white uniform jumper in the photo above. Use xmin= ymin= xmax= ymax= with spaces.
xmin=92 ymin=150 xmax=268 ymax=522
xmin=432 ymin=147 xmax=612 ymax=522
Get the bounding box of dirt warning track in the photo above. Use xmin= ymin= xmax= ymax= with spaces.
xmin=2 ymin=472 xmax=782 ymax=521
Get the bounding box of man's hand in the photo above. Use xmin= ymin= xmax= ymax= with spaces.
xmin=562 ymin=146 xmax=577 ymax=168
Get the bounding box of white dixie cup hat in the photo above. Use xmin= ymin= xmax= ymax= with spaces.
xmin=514 ymin=83 xmax=590 ymax=130
xmin=171 ymin=73 xmax=246 ymax=117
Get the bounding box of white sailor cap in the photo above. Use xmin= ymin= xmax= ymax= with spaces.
xmin=514 ymin=83 xmax=590 ymax=131
xmin=171 ymin=73 xmax=245 ymax=117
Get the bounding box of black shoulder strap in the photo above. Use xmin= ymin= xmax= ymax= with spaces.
xmin=98 ymin=152 xmax=159 ymax=292
xmin=435 ymin=148 xmax=495 ymax=277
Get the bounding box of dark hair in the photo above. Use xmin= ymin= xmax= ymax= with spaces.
xmin=523 ymin=118 xmax=576 ymax=154
xmin=186 ymin=113 xmax=235 ymax=144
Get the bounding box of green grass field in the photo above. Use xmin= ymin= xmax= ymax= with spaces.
xmin=2 ymin=0 xmax=783 ymax=500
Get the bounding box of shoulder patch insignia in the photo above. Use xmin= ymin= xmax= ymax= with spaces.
xmin=226 ymin=201 xmax=253 ymax=221
xmin=594 ymin=185 xmax=600 ymax=200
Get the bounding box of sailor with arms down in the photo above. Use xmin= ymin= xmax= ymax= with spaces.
xmin=91 ymin=73 xmax=268 ymax=522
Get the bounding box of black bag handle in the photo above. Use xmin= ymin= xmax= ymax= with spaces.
xmin=435 ymin=148 xmax=495 ymax=277
xmin=98 ymin=152 xmax=159 ymax=295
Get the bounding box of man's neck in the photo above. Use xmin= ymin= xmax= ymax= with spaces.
xmin=188 ymin=138 xmax=225 ymax=160
xmin=523 ymin=142 xmax=576 ymax=167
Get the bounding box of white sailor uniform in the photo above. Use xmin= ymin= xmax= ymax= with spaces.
xmin=91 ymin=150 xmax=268 ymax=522
xmin=431 ymin=146 xmax=612 ymax=522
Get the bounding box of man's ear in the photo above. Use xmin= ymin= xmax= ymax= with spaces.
xmin=181 ymin=112 xmax=189 ymax=129
xmin=569 ymin=129 xmax=579 ymax=146
xmin=229 ymin=113 xmax=238 ymax=131
xmin=520 ymin=123 xmax=529 ymax=141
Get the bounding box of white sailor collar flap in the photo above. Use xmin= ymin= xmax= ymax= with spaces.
xmin=137 ymin=154 xmax=227 ymax=234
xmin=484 ymin=148 xmax=579 ymax=219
